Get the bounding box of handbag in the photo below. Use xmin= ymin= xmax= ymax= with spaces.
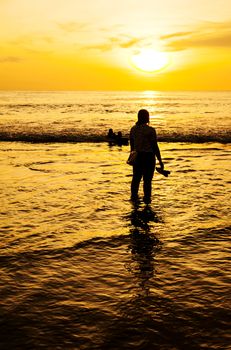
xmin=126 ymin=151 xmax=137 ymax=166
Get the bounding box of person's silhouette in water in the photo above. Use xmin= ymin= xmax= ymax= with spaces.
xmin=107 ymin=128 xmax=116 ymax=139
xmin=129 ymin=109 xmax=164 ymax=204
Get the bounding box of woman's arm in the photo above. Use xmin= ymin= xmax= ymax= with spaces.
xmin=155 ymin=142 xmax=164 ymax=169
xmin=130 ymin=137 xmax=134 ymax=152
xmin=129 ymin=128 xmax=135 ymax=151
xmin=153 ymin=129 xmax=164 ymax=169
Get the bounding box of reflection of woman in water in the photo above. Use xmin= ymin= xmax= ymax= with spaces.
xmin=130 ymin=229 xmax=156 ymax=297
xmin=128 ymin=204 xmax=161 ymax=298
xmin=129 ymin=109 xmax=164 ymax=204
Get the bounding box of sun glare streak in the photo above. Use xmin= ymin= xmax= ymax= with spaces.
xmin=131 ymin=49 xmax=170 ymax=73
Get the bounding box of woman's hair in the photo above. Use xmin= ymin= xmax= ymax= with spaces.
xmin=137 ymin=109 xmax=149 ymax=125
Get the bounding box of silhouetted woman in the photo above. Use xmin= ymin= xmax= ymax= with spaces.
xmin=130 ymin=109 xmax=164 ymax=204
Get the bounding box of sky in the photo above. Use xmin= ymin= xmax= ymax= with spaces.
xmin=0 ymin=0 xmax=231 ymax=90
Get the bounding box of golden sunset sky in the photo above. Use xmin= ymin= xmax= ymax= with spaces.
xmin=1 ymin=0 xmax=231 ymax=90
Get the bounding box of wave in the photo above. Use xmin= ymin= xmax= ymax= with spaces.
xmin=0 ymin=231 xmax=161 ymax=263
xmin=0 ymin=131 xmax=230 ymax=144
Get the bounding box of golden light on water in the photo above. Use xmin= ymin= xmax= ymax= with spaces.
xmin=131 ymin=49 xmax=170 ymax=73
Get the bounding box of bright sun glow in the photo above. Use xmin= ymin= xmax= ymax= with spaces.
xmin=131 ymin=49 xmax=169 ymax=73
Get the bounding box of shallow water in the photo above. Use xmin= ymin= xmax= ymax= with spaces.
xmin=0 ymin=141 xmax=230 ymax=349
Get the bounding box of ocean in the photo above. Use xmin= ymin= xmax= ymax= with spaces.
xmin=0 ymin=91 xmax=230 ymax=349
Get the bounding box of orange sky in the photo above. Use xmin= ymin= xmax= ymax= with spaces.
xmin=1 ymin=0 xmax=231 ymax=90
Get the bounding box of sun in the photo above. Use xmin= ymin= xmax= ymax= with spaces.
xmin=131 ymin=49 xmax=169 ymax=73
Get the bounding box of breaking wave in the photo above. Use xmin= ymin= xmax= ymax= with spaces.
xmin=0 ymin=130 xmax=230 ymax=144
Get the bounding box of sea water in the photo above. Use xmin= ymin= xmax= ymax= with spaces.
xmin=0 ymin=91 xmax=230 ymax=349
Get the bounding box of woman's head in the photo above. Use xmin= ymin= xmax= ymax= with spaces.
xmin=137 ymin=109 xmax=149 ymax=125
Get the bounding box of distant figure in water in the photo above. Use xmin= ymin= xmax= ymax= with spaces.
xmin=107 ymin=129 xmax=128 ymax=145
xmin=107 ymin=128 xmax=116 ymax=140
xmin=129 ymin=109 xmax=164 ymax=204
xmin=116 ymin=131 xmax=123 ymax=145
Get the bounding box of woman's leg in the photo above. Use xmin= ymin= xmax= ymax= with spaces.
xmin=143 ymin=155 xmax=155 ymax=203
xmin=131 ymin=163 xmax=143 ymax=200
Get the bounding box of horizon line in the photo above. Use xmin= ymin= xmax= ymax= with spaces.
xmin=0 ymin=89 xmax=231 ymax=92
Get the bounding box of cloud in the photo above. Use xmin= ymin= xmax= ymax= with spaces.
xmin=83 ymin=35 xmax=145 ymax=52
xmin=161 ymin=21 xmax=231 ymax=51
xmin=161 ymin=31 xmax=194 ymax=40
xmin=7 ymin=34 xmax=55 ymax=56
xmin=57 ymin=21 xmax=88 ymax=33
xmin=11 ymin=34 xmax=55 ymax=46
xmin=0 ymin=56 xmax=23 ymax=63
